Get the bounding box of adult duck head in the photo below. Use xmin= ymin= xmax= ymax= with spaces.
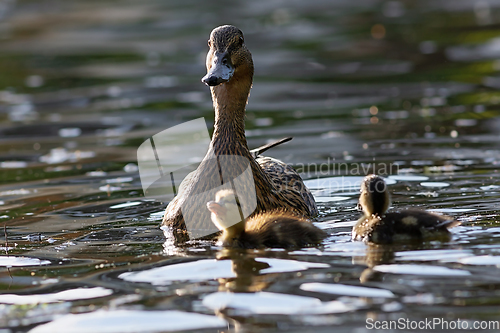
xmin=202 ymin=25 xmax=253 ymax=87
xmin=202 ymin=25 xmax=254 ymax=145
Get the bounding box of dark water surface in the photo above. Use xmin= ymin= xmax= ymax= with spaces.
xmin=1 ymin=0 xmax=500 ymax=332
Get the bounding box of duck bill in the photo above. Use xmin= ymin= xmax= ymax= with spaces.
xmin=206 ymin=201 xmax=227 ymax=216
xmin=202 ymin=52 xmax=234 ymax=86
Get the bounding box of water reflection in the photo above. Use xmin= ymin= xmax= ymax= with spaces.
xmin=216 ymin=249 xmax=272 ymax=293
xmin=119 ymin=250 xmax=328 ymax=287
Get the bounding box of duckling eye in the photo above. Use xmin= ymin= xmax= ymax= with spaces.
xmin=208 ymin=40 xmax=211 ymax=47
xmin=238 ymin=36 xmax=244 ymax=46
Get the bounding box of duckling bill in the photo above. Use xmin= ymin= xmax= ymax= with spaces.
xmin=207 ymin=189 xmax=326 ymax=249
xmin=352 ymin=175 xmax=460 ymax=244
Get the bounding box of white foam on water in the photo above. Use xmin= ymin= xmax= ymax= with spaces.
xmin=420 ymin=182 xmax=450 ymax=188
xmin=257 ymin=258 xmax=329 ymax=274
xmin=304 ymin=176 xmax=397 ymax=193
xmin=314 ymin=196 xmax=352 ymax=203
xmin=0 ymin=256 xmax=51 ymax=267
xmin=458 ymin=255 xmax=500 ymax=266
xmin=480 ymin=185 xmax=500 ymax=191
xmin=396 ymin=249 xmax=472 ymax=262
xmin=300 ymin=282 xmax=395 ymax=298
xmin=388 ymin=175 xmax=429 ymax=181
xmin=28 ymin=309 xmax=227 ymax=333
xmin=119 ymin=258 xmax=328 ymax=285
xmin=109 ymin=201 xmax=142 ymax=209
xmin=0 ymin=287 xmax=113 ymax=305
xmin=0 ymin=161 xmax=28 ymax=168
xmin=373 ymin=264 xmax=471 ymax=276
xmin=0 ymin=189 xmax=30 ymax=196
xmin=119 ymin=259 xmax=235 ymax=284
xmin=427 ymin=208 xmax=475 ymax=213
xmin=87 ymin=171 xmax=107 ymax=177
xmin=202 ymin=291 xmax=357 ymax=315
xmin=106 ymin=177 xmax=134 ymax=184
xmin=99 ymin=185 xmax=122 ymax=192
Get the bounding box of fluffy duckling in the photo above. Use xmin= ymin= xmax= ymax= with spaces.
xmin=207 ymin=189 xmax=326 ymax=248
xmin=352 ymin=175 xmax=460 ymax=244
xmin=163 ymin=25 xmax=317 ymax=238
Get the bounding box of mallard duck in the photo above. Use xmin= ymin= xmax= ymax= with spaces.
xmin=352 ymin=175 xmax=460 ymax=244
xmin=207 ymin=189 xmax=326 ymax=248
xmin=162 ymin=25 xmax=317 ymax=240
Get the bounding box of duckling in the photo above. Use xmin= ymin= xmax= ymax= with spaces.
xmin=352 ymin=175 xmax=460 ymax=244
xmin=207 ymin=189 xmax=326 ymax=248
xmin=163 ymin=25 xmax=317 ymax=239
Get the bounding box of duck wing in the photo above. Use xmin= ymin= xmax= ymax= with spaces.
xmin=256 ymin=155 xmax=318 ymax=217
xmin=250 ymin=137 xmax=292 ymax=158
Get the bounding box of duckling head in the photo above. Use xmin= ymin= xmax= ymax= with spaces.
xmin=202 ymin=25 xmax=254 ymax=87
xmin=206 ymin=189 xmax=245 ymax=232
xmin=359 ymin=175 xmax=391 ymax=217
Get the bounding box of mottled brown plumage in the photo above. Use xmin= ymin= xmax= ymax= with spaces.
xmin=352 ymin=175 xmax=460 ymax=244
xmin=162 ymin=25 xmax=317 ymax=241
xmin=207 ymin=189 xmax=326 ymax=248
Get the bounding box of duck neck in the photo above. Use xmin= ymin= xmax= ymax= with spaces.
xmin=222 ymin=221 xmax=246 ymax=245
xmin=210 ymin=74 xmax=252 ymax=152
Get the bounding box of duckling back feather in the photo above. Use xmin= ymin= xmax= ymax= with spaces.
xmin=223 ymin=211 xmax=326 ymax=249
